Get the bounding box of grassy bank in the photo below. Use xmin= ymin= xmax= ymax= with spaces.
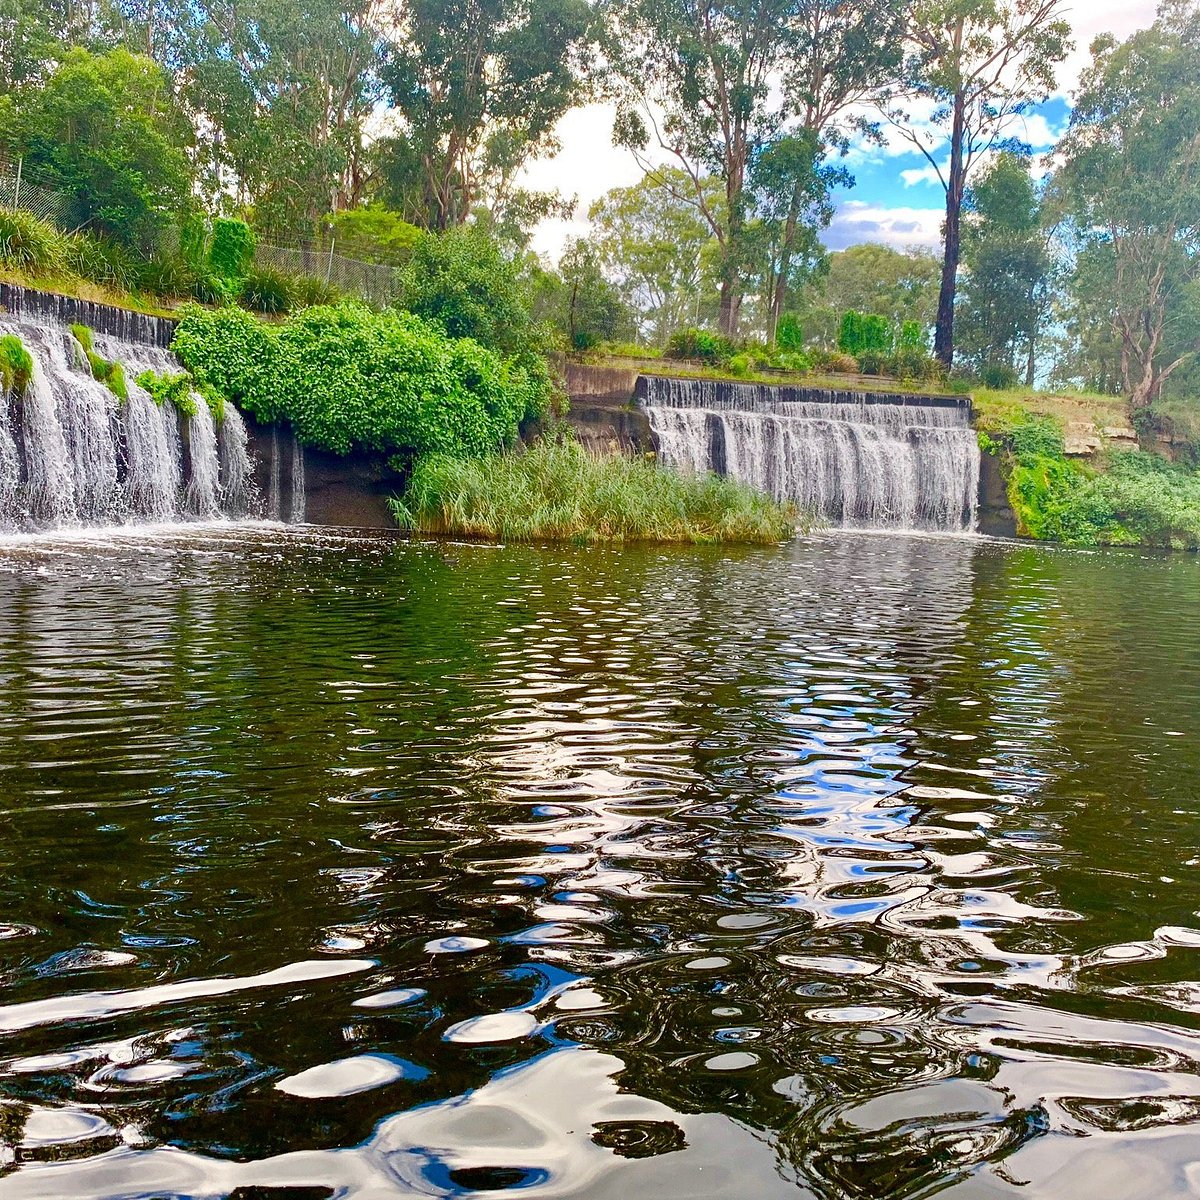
xmin=977 ymin=401 xmax=1200 ymax=549
xmin=391 ymin=438 xmax=799 ymax=544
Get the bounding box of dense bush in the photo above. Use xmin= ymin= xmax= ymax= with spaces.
xmin=63 ymin=233 xmax=141 ymax=292
xmin=775 ymin=313 xmax=804 ymax=352
xmin=327 ymin=206 xmax=422 ymax=264
xmin=980 ymin=362 xmax=1021 ymax=390
xmin=838 ymin=310 xmax=892 ymax=356
xmin=393 ymin=436 xmax=799 ymax=543
xmin=290 ymin=275 xmax=342 ymax=308
xmin=663 ymin=327 xmax=736 ymax=366
xmin=209 ymin=219 xmax=257 ymax=280
xmin=980 ymin=403 xmax=1200 ymax=547
xmin=400 ymin=225 xmax=535 ymax=357
xmin=171 ymin=302 xmax=551 ymax=461
xmin=0 ymin=207 xmax=64 ymax=273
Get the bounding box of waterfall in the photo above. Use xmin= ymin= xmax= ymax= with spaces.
xmin=640 ymin=377 xmax=980 ymax=532
xmin=0 ymin=296 xmax=262 ymax=534
xmin=289 ymin=437 xmax=306 ymax=524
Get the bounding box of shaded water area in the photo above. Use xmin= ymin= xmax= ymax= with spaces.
xmin=0 ymin=526 xmax=1199 ymax=1198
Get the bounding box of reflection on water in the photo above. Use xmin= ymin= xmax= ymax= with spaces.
xmin=0 ymin=526 xmax=1198 ymax=1198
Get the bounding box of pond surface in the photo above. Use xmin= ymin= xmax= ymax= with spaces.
xmin=0 ymin=526 xmax=1199 ymax=1199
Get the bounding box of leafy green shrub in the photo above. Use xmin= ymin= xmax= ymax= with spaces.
xmin=172 ymin=302 xmax=551 ymax=461
xmin=70 ymin=324 xmax=127 ymax=401
xmin=327 ymin=205 xmax=423 ymax=264
xmin=208 ymin=218 xmax=256 ymax=280
xmin=136 ymin=368 xmax=197 ymax=416
xmin=980 ymin=362 xmax=1020 ymax=390
xmin=0 ymin=207 xmax=64 ymax=273
xmin=728 ymin=352 xmax=753 ymax=377
xmin=776 ymin=313 xmax=804 ymax=352
xmin=0 ymin=334 xmax=34 ymax=394
xmin=393 ymin=435 xmax=799 ymax=544
xmin=838 ymin=310 xmax=892 ymax=356
xmin=400 ymin=225 xmax=535 ymax=357
xmin=898 ymin=320 xmax=924 ymax=351
xmin=239 ymin=267 xmax=292 ymax=313
xmin=663 ymin=327 xmax=735 ymax=366
xmin=776 ymin=350 xmax=811 ymax=372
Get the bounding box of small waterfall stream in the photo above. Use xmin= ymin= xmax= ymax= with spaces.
xmin=0 ymin=294 xmax=269 ymax=534
xmin=641 ymin=377 xmax=981 ymax=531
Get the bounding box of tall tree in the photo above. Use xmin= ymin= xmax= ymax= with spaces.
xmin=886 ymin=0 xmax=1070 ymax=370
xmin=0 ymin=46 xmax=194 ymax=247
xmin=612 ymin=0 xmax=905 ymax=337
xmin=588 ymin=169 xmax=718 ymax=342
xmin=956 ymin=151 xmax=1052 ymax=383
xmin=1057 ymin=0 xmax=1200 ymax=409
xmin=378 ymin=0 xmax=594 ymax=232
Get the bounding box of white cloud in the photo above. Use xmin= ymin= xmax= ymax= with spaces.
xmin=900 ymin=164 xmax=943 ymax=188
xmin=824 ymin=201 xmax=943 ymax=251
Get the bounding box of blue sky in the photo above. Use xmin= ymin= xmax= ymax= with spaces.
xmin=524 ymin=3 xmax=1156 ymax=260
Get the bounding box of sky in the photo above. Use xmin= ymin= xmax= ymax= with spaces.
xmin=521 ymin=1 xmax=1159 ymax=261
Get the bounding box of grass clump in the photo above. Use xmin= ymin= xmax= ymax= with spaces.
xmin=0 ymin=208 xmax=64 ymax=273
xmin=70 ymin=323 xmax=128 ymax=402
xmin=392 ymin=436 xmax=799 ymax=544
xmin=0 ymin=333 xmax=34 ymax=394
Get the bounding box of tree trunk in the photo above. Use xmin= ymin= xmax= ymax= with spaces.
xmin=769 ymin=184 xmax=802 ymax=343
xmin=1025 ymin=333 xmax=1035 ymax=387
xmin=934 ymin=91 xmax=967 ymax=372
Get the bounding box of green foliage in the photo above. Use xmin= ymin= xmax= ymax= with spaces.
xmin=209 ymin=219 xmax=257 ymax=280
xmin=172 ymin=302 xmax=551 ymax=461
xmin=663 ymin=327 xmax=735 ymax=366
xmin=136 ymin=369 xmax=198 ymax=417
xmin=290 ymin=275 xmax=343 ymax=308
xmin=979 ymin=362 xmax=1021 ymax=390
xmin=0 ymin=207 xmax=64 ymax=272
xmin=775 ymin=312 xmax=804 ymax=352
xmin=326 ymin=206 xmax=422 ymax=264
xmin=138 ymin=255 xmax=198 ymax=299
xmin=809 ymin=348 xmax=859 ymax=374
xmin=239 ymin=267 xmax=292 ymax=313
xmin=71 ymin=324 xmax=127 ymax=401
xmin=3 ymin=48 xmax=195 ymax=249
xmin=898 ymin=320 xmax=923 ymax=351
xmin=538 ymin=239 xmax=634 ymax=350
xmin=394 ymin=435 xmax=799 ymax=543
xmin=63 ymin=233 xmax=141 ymax=292
xmin=0 ymin=333 xmax=33 ymax=395
xmin=838 ymin=310 xmax=892 ymax=356
xmin=400 ymin=226 xmax=537 ymax=357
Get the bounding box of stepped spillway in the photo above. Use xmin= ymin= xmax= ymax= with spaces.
xmin=639 ymin=376 xmax=981 ymax=532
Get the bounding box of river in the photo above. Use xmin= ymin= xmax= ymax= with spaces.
xmin=0 ymin=526 xmax=1198 ymax=1199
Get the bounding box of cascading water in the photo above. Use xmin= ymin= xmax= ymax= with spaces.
xmin=640 ymin=377 xmax=981 ymax=531
xmin=0 ymin=291 xmax=263 ymax=534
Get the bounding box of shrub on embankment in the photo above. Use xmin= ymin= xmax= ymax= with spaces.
xmin=978 ymin=401 xmax=1200 ymax=549
xmin=171 ymin=302 xmax=552 ymax=460
xmin=391 ymin=437 xmax=799 ymax=544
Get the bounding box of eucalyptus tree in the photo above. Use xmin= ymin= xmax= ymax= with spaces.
xmin=886 ymin=0 xmax=1071 ymax=369
xmin=588 ymin=169 xmax=719 ymax=342
xmin=378 ymin=0 xmax=595 ymax=232
xmin=154 ymin=0 xmax=390 ymax=236
xmin=956 ymin=151 xmax=1052 ymax=383
xmin=1057 ymin=0 xmax=1200 ymax=410
xmin=610 ymin=0 xmax=906 ymax=337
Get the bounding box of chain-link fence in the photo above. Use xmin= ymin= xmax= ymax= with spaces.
xmin=0 ymin=155 xmax=73 ymax=229
xmin=254 ymin=241 xmax=400 ymax=307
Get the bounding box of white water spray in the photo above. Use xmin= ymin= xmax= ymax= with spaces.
xmin=641 ymin=377 xmax=980 ymax=532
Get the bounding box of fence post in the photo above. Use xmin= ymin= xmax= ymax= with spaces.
xmin=326 ymin=238 xmax=335 ymax=284
xmin=13 ymin=157 xmax=21 ymax=209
